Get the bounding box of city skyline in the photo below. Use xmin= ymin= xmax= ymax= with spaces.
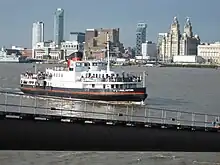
xmin=0 ymin=0 xmax=220 ymax=48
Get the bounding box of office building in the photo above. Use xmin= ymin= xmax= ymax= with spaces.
xmin=69 ymin=32 xmax=85 ymax=43
xmin=54 ymin=8 xmax=64 ymax=47
xmin=198 ymin=42 xmax=220 ymax=64
xmin=141 ymin=41 xmax=157 ymax=60
xmin=135 ymin=23 xmax=147 ymax=56
xmin=32 ymin=21 xmax=44 ymax=58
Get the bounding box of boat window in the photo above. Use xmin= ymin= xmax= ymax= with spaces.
xmin=120 ymin=84 xmax=123 ymax=89
xmin=106 ymin=74 xmax=108 ymax=78
xmin=111 ymin=85 xmax=114 ymax=88
xmin=103 ymin=84 xmax=106 ymax=89
xmin=92 ymin=62 xmax=97 ymax=66
xmin=96 ymin=74 xmax=98 ymax=78
xmin=88 ymin=73 xmax=91 ymax=77
xmin=69 ymin=68 xmax=74 ymax=71
xmin=76 ymin=63 xmax=82 ymax=67
xmin=92 ymin=84 xmax=95 ymax=88
xmin=116 ymin=84 xmax=119 ymax=88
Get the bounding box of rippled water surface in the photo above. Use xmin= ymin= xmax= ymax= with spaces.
xmin=0 ymin=63 xmax=220 ymax=165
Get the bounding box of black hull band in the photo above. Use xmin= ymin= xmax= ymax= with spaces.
xmin=20 ymin=87 xmax=148 ymax=102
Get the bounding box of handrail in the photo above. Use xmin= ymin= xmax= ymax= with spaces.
xmin=0 ymin=90 xmax=219 ymax=129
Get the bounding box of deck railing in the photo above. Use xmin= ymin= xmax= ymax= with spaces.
xmin=0 ymin=90 xmax=219 ymax=129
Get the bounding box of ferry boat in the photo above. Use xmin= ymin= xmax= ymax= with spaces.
xmin=19 ymin=34 xmax=148 ymax=103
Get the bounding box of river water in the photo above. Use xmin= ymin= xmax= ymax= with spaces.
xmin=0 ymin=63 xmax=220 ymax=165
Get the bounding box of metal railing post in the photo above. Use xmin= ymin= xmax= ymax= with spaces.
xmin=126 ymin=105 xmax=128 ymax=121
xmin=105 ymin=103 xmax=108 ymax=120
xmin=46 ymin=98 xmax=49 ymax=115
xmin=112 ymin=105 xmax=114 ymax=120
xmin=163 ymin=110 xmax=166 ymax=124
xmin=131 ymin=105 xmax=133 ymax=121
xmin=205 ymin=114 xmax=208 ymax=128
xmin=34 ymin=96 xmax=37 ymax=115
xmin=4 ymin=92 xmax=7 ymax=112
xmin=84 ymin=101 xmax=87 ymax=118
xmin=161 ymin=110 xmax=164 ymax=124
xmin=144 ymin=108 xmax=147 ymax=122
xmin=177 ymin=112 xmax=181 ymax=125
xmin=61 ymin=103 xmax=62 ymax=118
xmin=191 ymin=113 xmax=195 ymax=127
xmin=92 ymin=102 xmax=95 ymax=118
xmin=19 ymin=95 xmax=22 ymax=113
xmin=147 ymin=108 xmax=150 ymax=123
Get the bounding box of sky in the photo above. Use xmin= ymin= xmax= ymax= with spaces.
xmin=0 ymin=0 xmax=220 ymax=48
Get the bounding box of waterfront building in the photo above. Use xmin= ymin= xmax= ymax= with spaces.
xmin=32 ymin=21 xmax=44 ymax=58
xmin=141 ymin=41 xmax=157 ymax=60
xmin=33 ymin=40 xmax=83 ymax=60
xmin=157 ymin=33 xmax=168 ymax=60
xmin=160 ymin=17 xmax=200 ymax=62
xmin=54 ymin=8 xmax=64 ymax=47
xmin=61 ymin=40 xmax=84 ymax=57
xmin=198 ymin=42 xmax=220 ymax=64
xmin=179 ymin=18 xmax=200 ymax=56
xmin=135 ymin=23 xmax=147 ymax=56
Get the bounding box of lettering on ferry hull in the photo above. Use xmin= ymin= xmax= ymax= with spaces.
xmin=113 ymin=89 xmax=134 ymax=92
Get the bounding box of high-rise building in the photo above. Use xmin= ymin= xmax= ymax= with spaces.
xmin=32 ymin=21 xmax=44 ymax=58
xmin=69 ymin=32 xmax=85 ymax=43
xmin=32 ymin=22 xmax=44 ymax=48
xmin=135 ymin=23 xmax=147 ymax=56
xmin=157 ymin=33 xmax=168 ymax=59
xmin=54 ymin=8 xmax=64 ymax=47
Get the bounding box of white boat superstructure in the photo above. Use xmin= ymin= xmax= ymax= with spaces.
xmin=0 ymin=47 xmax=19 ymax=63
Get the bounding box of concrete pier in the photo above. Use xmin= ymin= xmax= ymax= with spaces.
xmin=0 ymin=90 xmax=220 ymax=151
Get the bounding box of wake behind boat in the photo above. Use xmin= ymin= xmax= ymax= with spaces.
xmin=19 ymin=33 xmax=148 ymax=103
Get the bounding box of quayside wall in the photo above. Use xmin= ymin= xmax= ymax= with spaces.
xmin=0 ymin=114 xmax=220 ymax=152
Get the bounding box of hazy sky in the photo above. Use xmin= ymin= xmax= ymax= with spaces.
xmin=0 ymin=0 xmax=219 ymax=48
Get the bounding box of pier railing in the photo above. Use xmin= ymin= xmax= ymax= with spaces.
xmin=0 ymin=90 xmax=219 ymax=130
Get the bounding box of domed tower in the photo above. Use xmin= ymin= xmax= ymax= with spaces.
xmin=184 ymin=17 xmax=193 ymax=38
xmin=169 ymin=16 xmax=181 ymax=56
xmin=170 ymin=16 xmax=180 ymax=34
